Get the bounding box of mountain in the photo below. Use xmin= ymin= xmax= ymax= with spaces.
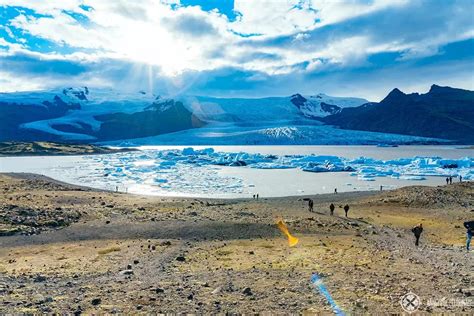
xmin=322 ymin=85 xmax=474 ymax=143
xmin=0 ymin=87 xmax=450 ymax=145
xmin=0 ymin=87 xmax=204 ymax=142
xmin=290 ymin=93 xmax=368 ymax=117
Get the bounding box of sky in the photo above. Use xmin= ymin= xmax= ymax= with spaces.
xmin=0 ymin=0 xmax=473 ymax=101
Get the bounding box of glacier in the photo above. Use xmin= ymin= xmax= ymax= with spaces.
xmin=1 ymin=87 xmax=449 ymax=144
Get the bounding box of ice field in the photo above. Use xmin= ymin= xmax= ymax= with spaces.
xmin=1 ymin=146 xmax=472 ymax=198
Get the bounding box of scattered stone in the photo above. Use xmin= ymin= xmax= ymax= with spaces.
xmin=91 ymin=298 xmax=101 ymax=306
xmin=242 ymin=287 xmax=253 ymax=296
xmin=33 ymin=275 xmax=47 ymax=282
xmin=176 ymin=256 xmax=186 ymax=262
xmin=211 ymin=287 xmax=222 ymax=295
xmin=119 ymin=269 xmax=134 ymax=276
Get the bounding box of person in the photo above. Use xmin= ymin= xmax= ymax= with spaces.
xmin=460 ymin=175 xmax=463 ymax=182
xmin=343 ymin=204 xmax=349 ymax=217
xmin=329 ymin=203 xmax=335 ymax=216
xmin=446 ymin=177 xmax=449 ymax=185
xmin=308 ymin=199 xmax=314 ymax=212
xmin=464 ymin=221 xmax=474 ymax=251
xmin=334 ymin=188 xmax=338 ymax=194
xmin=411 ymin=223 xmax=423 ymax=246
xmin=253 ymin=194 xmax=255 ymax=199
xmin=380 ymin=185 xmax=383 ymax=191
xmin=256 ymin=193 xmax=259 ymax=200
xmin=449 ymin=176 xmax=453 ymax=184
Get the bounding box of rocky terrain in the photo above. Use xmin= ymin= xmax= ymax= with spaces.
xmin=0 ymin=142 xmax=135 ymax=156
xmin=0 ymin=173 xmax=473 ymax=313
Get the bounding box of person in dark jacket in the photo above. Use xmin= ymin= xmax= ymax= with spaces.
xmin=464 ymin=221 xmax=474 ymax=251
xmin=411 ymin=223 xmax=423 ymax=246
xmin=449 ymin=176 xmax=453 ymax=184
xmin=446 ymin=177 xmax=449 ymax=185
xmin=329 ymin=203 xmax=335 ymax=216
xmin=308 ymin=199 xmax=314 ymax=212
xmin=343 ymin=204 xmax=349 ymax=217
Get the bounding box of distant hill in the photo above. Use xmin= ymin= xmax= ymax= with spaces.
xmin=322 ymin=85 xmax=474 ymax=143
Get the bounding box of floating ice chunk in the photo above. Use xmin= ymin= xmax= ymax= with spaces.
xmin=400 ymin=175 xmax=426 ymax=180
xmin=349 ymin=157 xmax=383 ymax=165
xmin=251 ymin=163 xmax=293 ymax=169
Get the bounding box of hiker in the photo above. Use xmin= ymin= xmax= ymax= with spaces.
xmin=343 ymin=204 xmax=349 ymax=217
xmin=329 ymin=203 xmax=335 ymax=216
xmin=380 ymin=185 xmax=383 ymax=191
xmin=411 ymin=223 xmax=423 ymax=246
xmin=449 ymin=176 xmax=453 ymax=184
xmin=460 ymin=175 xmax=463 ymax=182
xmin=256 ymin=193 xmax=259 ymax=200
xmin=334 ymin=188 xmax=338 ymax=194
xmin=308 ymin=199 xmax=314 ymax=212
xmin=464 ymin=221 xmax=474 ymax=251
xmin=253 ymin=194 xmax=255 ymax=199
xmin=446 ymin=177 xmax=449 ymax=185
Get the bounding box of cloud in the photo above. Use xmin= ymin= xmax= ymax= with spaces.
xmin=0 ymin=0 xmax=472 ymax=98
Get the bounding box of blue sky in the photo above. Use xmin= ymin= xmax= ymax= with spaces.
xmin=0 ymin=0 xmax=473 ymax=101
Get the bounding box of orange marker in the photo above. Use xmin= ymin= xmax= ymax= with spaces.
xmin=276 ymin=218 xmax=299 ymax=247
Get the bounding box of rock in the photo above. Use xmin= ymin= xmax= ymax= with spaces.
xmin=153 ymin=288 xmax=165 ymax=293
xmin=91 ymin=298 xmax=101 ymax=306
xmin=151 ymin=245 xmax=156 ymax=251
xmin=189 ymin=211 xmax=198 ymax=216
xmin=242 ymin=287 xmax=253 ymax=296
xmin=133 ymin=260 xmax=139 ymax=264
xmin=176 ymin=256 xmax=186 ymax=262
xmin=160 ymin=241 xmax=172 ymax=246
xmin=119 ymin=269 xmax=134 ymax=276
xmin=105 ymin=220 xmax=110 ymax=224
xmin=211 ymin=287 xmax=222 ymax=294
xmin=187 ymin=294 xmax=194 ymax=300
xmin=33 ymin=275 xmax=47 ymax=282
xmin=127 ymin=264 xmax=132 ymax=269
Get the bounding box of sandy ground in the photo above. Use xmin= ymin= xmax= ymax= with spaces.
xmin=0 ymin=173 xmax=473 ymax=313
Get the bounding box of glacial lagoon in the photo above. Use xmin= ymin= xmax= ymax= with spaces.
xmin=0 ymin=145 xmax=472 ymax=198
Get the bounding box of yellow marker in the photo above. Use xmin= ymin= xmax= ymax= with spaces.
xmin=276 ymin=218 xmax=299 ymax=247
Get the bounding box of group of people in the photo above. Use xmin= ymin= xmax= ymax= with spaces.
xmin=445 ymin=175 xmax=463 ymax=185
xmin=252 ymin=193 xmax=259 ymax=200
xmin=305 ymin=198 xmax=472 ymax=252
xmin=307 ymin=200 xmax=350 ymax=217
xmin=411 ymin=220 xmax=473 ymax=251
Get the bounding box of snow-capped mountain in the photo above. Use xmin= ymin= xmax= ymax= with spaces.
xmin=0 ymin=87 xmax=203 ymax=141
xmin=0 ymin=86 xmax=454 ymax=144
xmin=290 ymin=93 xmax=368 ymax=118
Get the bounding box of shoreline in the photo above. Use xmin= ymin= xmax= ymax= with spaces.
xmin=1 ymin=172 xmax=382 ymax=201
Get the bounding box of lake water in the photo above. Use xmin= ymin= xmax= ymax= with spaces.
xmin=0 ymin=145 xmax=472 ymax=198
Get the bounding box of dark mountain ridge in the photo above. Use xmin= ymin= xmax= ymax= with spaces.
xmin=322 ymin=85 xmax=474 ymax=143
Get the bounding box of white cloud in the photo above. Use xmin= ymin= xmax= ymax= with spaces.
xmin=0 ymin=0 xmax=473 ymax=95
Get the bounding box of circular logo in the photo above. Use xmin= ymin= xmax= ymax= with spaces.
xmin=400 ymin=292 xmax=421 ymax=312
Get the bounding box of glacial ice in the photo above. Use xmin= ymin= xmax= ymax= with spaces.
xmin=75 ymin=147 xmax=473 ymax=197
